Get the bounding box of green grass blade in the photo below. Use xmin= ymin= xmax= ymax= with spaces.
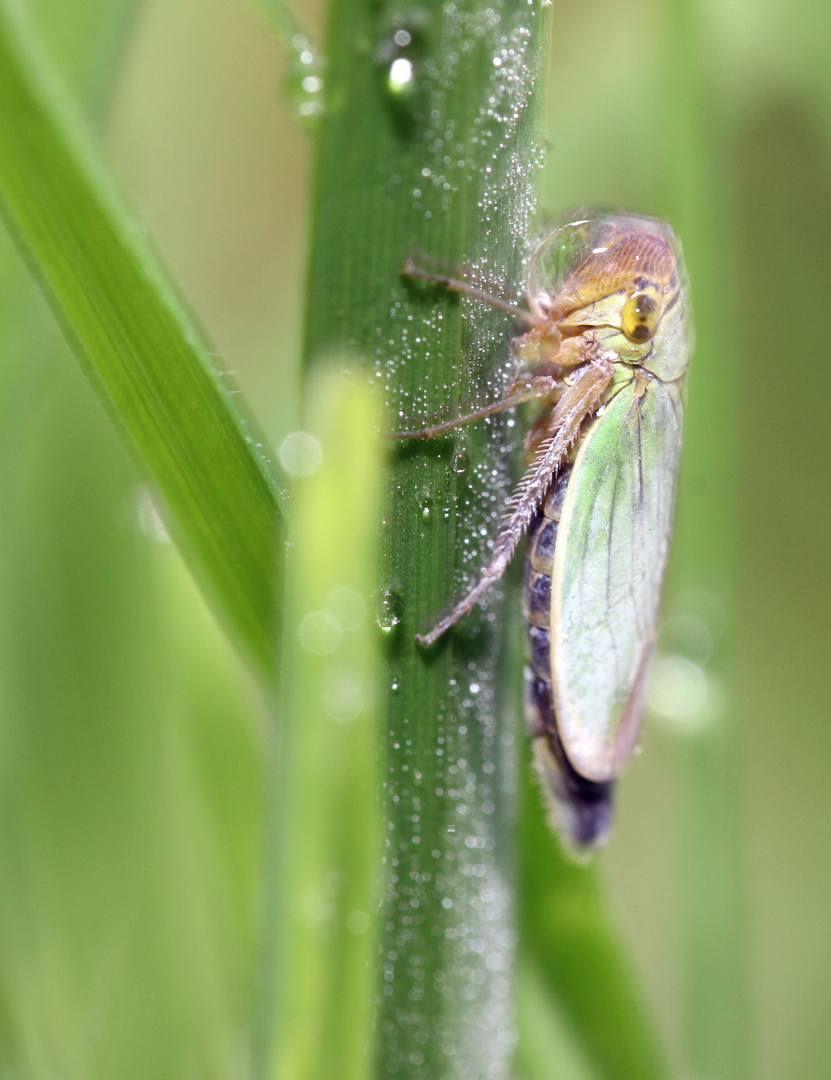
xmin=260 ymin=370 xmax=382 ymax=1080
xmin=513 ymin=953 xmax=599 ymax=1080
xmin=663 ymin=1 xmax=746 ymax=1074
xmin=252 ymin=0 xmax=305 ymax=46
xmin=518 ymin=757 xmax=667 ymax=1080
xmin=0 ymin=1 xmax=284 ymax=675
xmin=25 ymin=0 xmax=139 ymax=113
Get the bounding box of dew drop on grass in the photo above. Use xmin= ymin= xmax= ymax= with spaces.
xmin=283 ymin=33 xmax=326 ymax=129
xmin=453 ymin=449 xmax=470 ymax=473
xmin=376 ymin=589 xmax=404 ymax=634
xmin=417 ymin=487 xmax=434 ymax=521
xmin=374 ymin=7 xmax=431 ymax=109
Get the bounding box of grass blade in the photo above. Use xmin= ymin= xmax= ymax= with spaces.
xmin=260 ymin=370 xmax=382 ymax=1080
xmin=518 ymin=756 xmax=667 ymax=1080
xmin=0 ymin=1 xmax=284 ymax=674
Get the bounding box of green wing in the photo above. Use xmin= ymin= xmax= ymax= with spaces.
xmin=551 ymin=375 xmax=683 ymax=783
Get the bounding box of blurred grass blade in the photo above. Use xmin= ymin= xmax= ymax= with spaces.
xmin=518 ymin=762 xmax=666 ymax=1080
xmin=261 ymin=369 xmax=381 ymax=1080
xmin=663 ymin=3 xmax=746 ymax=1076
xmin=253 ymin=0 xmax=305 ymax=45
xmin=0 ymin=1 xmax=284 ymax=675
xmin=513 ymin=953 xmax=599 ymax=1080
xmin=250 ymin=0 xmax=324 ymax=133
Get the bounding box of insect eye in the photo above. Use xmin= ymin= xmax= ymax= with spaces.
xmin=620 ymin=290 xmax=662 ymax=343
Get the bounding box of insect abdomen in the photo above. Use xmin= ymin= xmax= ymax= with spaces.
xmin=523 ymin=466 xmax=614 ymax=851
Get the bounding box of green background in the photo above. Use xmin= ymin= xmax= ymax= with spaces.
xmin=0 ymin=0 xmax=829 ymax=1077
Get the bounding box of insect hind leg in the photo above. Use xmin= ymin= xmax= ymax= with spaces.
xmin=415 ymin=358 xmax=614 ymax=646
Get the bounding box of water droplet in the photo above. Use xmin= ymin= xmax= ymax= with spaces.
xmin=388 ymin=57 xmax=414 ymax=89
xmin=417 ymin=487 xmax=434 ymax=521
xmin=283 ymin=34 xmax=326 ymax=130
xmin=375 ymin=8 xmax=431 ymax=112
xmin=452 ymin=449 xmax=470 ymax=473
xmin=376 ymin=589 xmax=404 ymax=634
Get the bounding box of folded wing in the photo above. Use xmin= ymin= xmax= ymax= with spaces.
xmin=551 ymin=375 xmax=684 ymax=782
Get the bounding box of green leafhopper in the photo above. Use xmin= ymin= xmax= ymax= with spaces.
xmin=398 ymin=210 xmax=693 ymax=853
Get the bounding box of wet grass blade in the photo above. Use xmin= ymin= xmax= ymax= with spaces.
xmin=302 ymin=1 xmax=548 ymax=1074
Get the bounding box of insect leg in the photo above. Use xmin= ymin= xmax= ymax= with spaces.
xmin=417 ymin=357 xmax=615 ymax=646
xmin=392 ymin=375 xmax=565 ymax=440
xmin=402 ymin=257 xmax=543 ymax=328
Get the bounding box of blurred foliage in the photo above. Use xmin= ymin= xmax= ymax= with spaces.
xmin=261 ymin=371 xmax=382 ymax=1080
xmin=0 ymin=0 xmax=829 ymax=1079
xmin=0 ymin=0 xmax=285 ymax=676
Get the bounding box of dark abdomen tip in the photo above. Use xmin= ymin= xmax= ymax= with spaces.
xmin=525 ymin=670 xmax=615 ymax=853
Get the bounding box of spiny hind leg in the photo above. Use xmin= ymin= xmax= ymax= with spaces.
xmin=416 ymin=358 xmax=614 ymax=646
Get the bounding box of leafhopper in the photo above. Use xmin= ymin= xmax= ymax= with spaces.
xmin=399 ymin=210 xmax=692 ymax=853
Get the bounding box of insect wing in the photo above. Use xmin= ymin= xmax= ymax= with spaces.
xmin=550 ymin=376 xmax=684 ymax=783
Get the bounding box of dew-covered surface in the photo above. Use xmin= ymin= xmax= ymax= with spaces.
xmin=303 ymin=0 xmax=546 ymax=1076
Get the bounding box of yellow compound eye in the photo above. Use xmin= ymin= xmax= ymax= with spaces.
xmin=620 ymin=289 xmax=662 ymax=343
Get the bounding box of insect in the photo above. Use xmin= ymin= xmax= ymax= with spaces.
xmin=398 ymin=210 xmax=693 ymax=853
